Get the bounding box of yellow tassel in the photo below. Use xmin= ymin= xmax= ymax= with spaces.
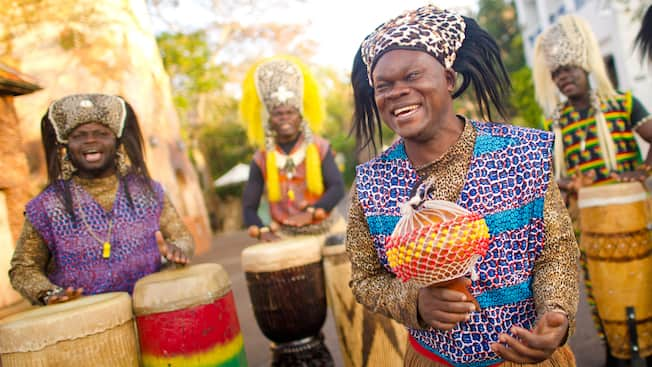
xmin=266 ymin=151 xmax=281 ymax=202
xmin=294 ymin=57 xmax=325 ymax=136
xmin=240 ymin=61 xmax=266 ymax=147
xmin=305 ymin=143 xmax=324 ymax=197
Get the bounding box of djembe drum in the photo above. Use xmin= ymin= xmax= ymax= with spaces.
xmin=0 ymin=292 xmax=138 ymax=367
xmin=578 ymin=182 xmax=652 ymax=359
xmin=132 ymin=263 xmax=247 ymax=367
xmin=241 ymin=237 xmax=333 ymax=366
xmin=322 ymin=233 xmax=408 ymax=367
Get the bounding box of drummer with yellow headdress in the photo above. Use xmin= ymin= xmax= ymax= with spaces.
xmin=240 ymin=56 xmax=345 ymax=242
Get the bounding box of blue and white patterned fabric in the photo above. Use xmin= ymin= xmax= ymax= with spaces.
xmin=355 ymin=121 xmax=553 ymax=366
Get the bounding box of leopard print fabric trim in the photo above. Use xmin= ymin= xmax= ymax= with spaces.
xmin=360 ymin=5 xmax=466 ymax=86
xmin=48 ymin=94 xmax=126 ymax=144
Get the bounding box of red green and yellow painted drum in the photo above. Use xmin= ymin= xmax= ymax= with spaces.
xmin=133 ymin=263 xmax=247 ymax=367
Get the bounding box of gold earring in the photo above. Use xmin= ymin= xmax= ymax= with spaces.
xmin=116 ymin=145 xmax=130 ymax=176
xmin=59 ymin=149 xmax=76 ymax=180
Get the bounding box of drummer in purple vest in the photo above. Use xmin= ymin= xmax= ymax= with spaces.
xmin=347 ymin=5 xmax=579 ymax=366
xmin=10 ymin=94 xmax=193 ymax=306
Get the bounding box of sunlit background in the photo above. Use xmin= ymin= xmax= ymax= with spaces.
xmin=0 ymin=1 xmax=649 ymax=365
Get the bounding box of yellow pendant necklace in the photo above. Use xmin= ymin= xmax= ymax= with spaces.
xmin=74 ymin=184 xmax=115 ymax=259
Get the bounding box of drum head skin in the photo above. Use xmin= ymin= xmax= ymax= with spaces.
xmin=241 ymin=236 xmax=323 ymax=272
xmin=578 ymin=182 xmax=648 ymax=233
xmin=578 ymin=182 xmax=647 ymax=209
xmin=133 ymin=263 xmax=231 ymax=316
xmin=0 ymin=292 xmax=132 ymax=353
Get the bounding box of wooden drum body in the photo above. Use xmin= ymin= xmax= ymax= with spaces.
xmin=242 ymin=236 xmax=332 ymax=366
xmin=322 ymin=234 xmax=408 ymax=367
xmin=0 ymin=292 xmax=138 ymax=367
xmin=578 ymin=182 xmax=652 ymax=359
xmin=132 ymin=263 xmax=247 ymax=367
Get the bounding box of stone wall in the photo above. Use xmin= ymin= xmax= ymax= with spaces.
xmin=0 ymin=97 xmax=32 ymax=309
xmin=0 ymin=97 xmax=33 ymax=240
xmin=0 ymin=0 xmax=212 ymax=254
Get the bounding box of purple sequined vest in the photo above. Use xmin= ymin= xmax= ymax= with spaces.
xmin=355 ymin=121 xmax=553 ymax=366
xmin=26 ymin=175 xmax=164 ymax=295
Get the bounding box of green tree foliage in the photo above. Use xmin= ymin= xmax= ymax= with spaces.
xmin=153 ymin=4 xmax=358 ymax=195
xmin=477 ymin=0 xmax=524 ymax=73
xmin=195 ymin=97 xmax=254 ymax=197
xmin=317 ymin=68 xmax=356 ymax=186
xmin=157 ymin=31 xmax=224 ymax=123
xmin=510 ymin=66 xmax=543 ymax=128
xmin=476 ymin=0 xmax=541 ymax=128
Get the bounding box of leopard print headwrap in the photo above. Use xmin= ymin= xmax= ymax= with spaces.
xmin=48 ymin=94 xmax=126 ymax=143
xmin=360 ymin=5 xmax=466 ymax=86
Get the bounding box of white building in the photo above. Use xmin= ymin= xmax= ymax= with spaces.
xmin=514 ymin=0 xmax=651 ymax=111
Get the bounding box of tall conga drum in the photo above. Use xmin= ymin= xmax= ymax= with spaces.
xmin=132 ymin=263 xmax=247 ymax=367
xmin=0 ymin=292 xmax=138 ymax=367
xmin=578 ymin=182 xmax=652 ymax=359
xmin=322 ymin=233 xmax=408 ymax=367
xmin=241 ymin=237 xmax=333 ymax=366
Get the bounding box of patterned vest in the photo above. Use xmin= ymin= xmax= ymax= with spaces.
xmin=545 ymin=91 xmax=640 ymax=184
xmin=254 ymin=134 xmax=330 ymax=224
xmin=26 ymin=175 xmax=164 ymax=295
xmin=356 ymin=121 xmax=553 ymax=367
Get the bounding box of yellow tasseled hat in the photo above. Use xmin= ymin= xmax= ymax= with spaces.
xmin=239 ymin=56 xmax=325 ymax=202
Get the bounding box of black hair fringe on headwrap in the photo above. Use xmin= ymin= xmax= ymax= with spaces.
xmin=351 ymin=46 xmax=383 ymax=154
xmin=119 ymin=98 xmax=154 ymax=209
xmin=452 ymin=16 xmax=511 ymax=121
xmin=350 ymin=16 xmax=511 ymax=155
xmin=635 ymin=5 xmax=652 ymax=63
xmin=40 ymin=113 xmax=77 ymax=222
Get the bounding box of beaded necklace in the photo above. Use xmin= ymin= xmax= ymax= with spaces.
xmin=73 ymin=181 xmax=118 ymax=259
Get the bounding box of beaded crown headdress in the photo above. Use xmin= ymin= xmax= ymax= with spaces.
xmin=240 ymin=56 xmax=325 ymax=203
xmin=48 ymin=94 xmax=126 ymax=144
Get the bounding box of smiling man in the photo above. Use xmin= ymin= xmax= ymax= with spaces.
xmin=9 ymin=94 xmax=192 ymax=306
xmin=239 ymin=56 xmax=345 ymax=242
xmin=348 ymin=5 xmax=579 ymax=366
